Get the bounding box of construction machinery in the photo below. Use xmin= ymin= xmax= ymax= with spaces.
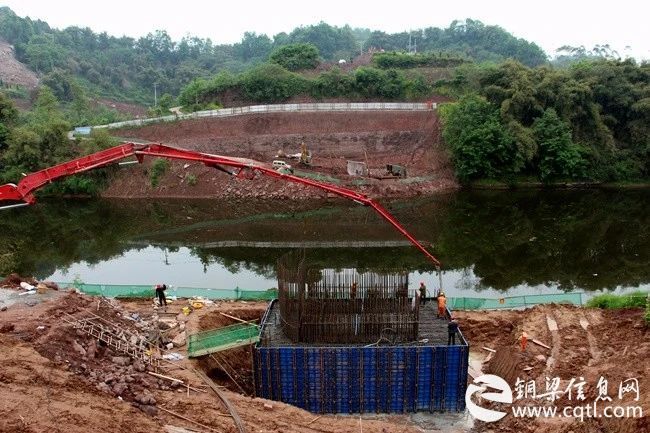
xmin=0 ymin=142 xmax=440 ymax=268
xmin=299 ymin=141 xmax=312 ymax=166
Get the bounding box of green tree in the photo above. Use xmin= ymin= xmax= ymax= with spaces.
xmin=440 ymin=95 xmax=519 ymax=181
xmin=0 ymin=92 xmax=18 ymax=151
xmin=533 ymin=108 xmax=586 ymax=182
xmin=310 ymin=67 xmax=355 ymax=98
xmin=234 ymin=32 xmax=272 ymax=61
xmin=269 ymin=43 xmax=319 ymax=71
xmin=240 ymin=63 xmax=306 ymax=103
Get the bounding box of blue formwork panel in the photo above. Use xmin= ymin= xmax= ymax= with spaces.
xmin=390 ymin=348 xmax=405 ymax=412
xmin=348 ymin=349 xmax=361 ymax=413
xmin=279 ymin=348 xmax=294 ymax=404
xmin=361 ymin=348 xmax=377 ymax=412
xmin=306 ymin=348 xmax=321 ymax=413
xmin=336 ymin=349 xmax=350 ymax=413
xmin=295 ymin=349 xmax=306 ymax=407
xmin=405 ymin=348 xmax=418 ymax=412
xmin=322 ymin=349 xmax=336 ymax=413
xmin=254 ymin=343 xmax=468 ymax=414
xmin=377 ymin=348 xmax=390 ymax=412
xmin=416 ymin=347 xmax=433 ymax=410
xmin=433 ymin=347 xmax=447 ymax=410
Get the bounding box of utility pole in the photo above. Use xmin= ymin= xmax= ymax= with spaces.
xmin=154 ymin=82 xmax=158 ymax=107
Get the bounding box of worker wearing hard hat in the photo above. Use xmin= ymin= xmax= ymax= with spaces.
xmin=437 ymin=292 xmax=447 ymax=318
xmin=419 ymin=282 xmax=427 ymax=305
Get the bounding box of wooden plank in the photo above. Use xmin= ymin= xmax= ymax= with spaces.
xmin=531 ymin=338 xmax=551 ymax=349
xmin=158 ymin=406 xmax=223 ymax=433
xmin=219 ymin=312 xmax=257 ymax=324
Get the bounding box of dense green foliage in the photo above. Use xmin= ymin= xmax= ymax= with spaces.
xmin=0 ymin=87 xmax=117 ymax=194
xmin=586 ymin=291 xmax=648 ymax=309
xmin=366 ymin=19 xmax=547 ymax=66
xmin=0 ymin=7 xmax=548 ymax=104
xmin=180 ymin=63 xmax=424 ymax=105
xmin=440 ymin=60 xmax=650 ymax=182
xmin=269 ymin=43 xmax=320 ymax=71
xmin=533 ymin=109 xmax=587 ymax=182
xmin=440 ymin=95 xmax=519 ymax=181
xmin=240 ymin=63 xmax=308 ymax=102
xmin=373 ymin=51 xmax=467 ymax=68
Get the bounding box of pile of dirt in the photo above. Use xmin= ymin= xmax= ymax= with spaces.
xmin=106 ymin=110 xmax=457 ymax=199
xmin=0 ymin=39 xmax=38 ymax=90
xmin=0 ymin=292 xmax=425 ymax=433
xmin=456 ymin=304 xmax=649 ymax=433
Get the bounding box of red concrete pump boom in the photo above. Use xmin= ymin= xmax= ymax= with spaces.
xmin=0 ymin=142 xmax=441 ymax=268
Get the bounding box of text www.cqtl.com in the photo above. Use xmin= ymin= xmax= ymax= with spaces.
xmin=511 ymin=403 xmax=643 ymax=422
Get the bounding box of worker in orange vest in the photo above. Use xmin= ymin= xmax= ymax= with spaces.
xmin=437 ymin=292 xmax=447 ymax=318
xmin=520 ymin=331 xmax=528 ymax=351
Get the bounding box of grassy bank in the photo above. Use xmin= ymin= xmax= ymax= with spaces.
xmin=586 ymin=291 xmax=648 ymax=309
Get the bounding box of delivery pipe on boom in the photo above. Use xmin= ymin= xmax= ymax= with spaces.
xmin=0 ymin=142 xmax=442 ymax=268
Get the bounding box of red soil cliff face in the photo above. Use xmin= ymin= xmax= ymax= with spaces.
xmin=104 ymin=110 xmax=457 ymax=200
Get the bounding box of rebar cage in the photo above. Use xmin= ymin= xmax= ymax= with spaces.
xmin=277 ymin=251 xmax=419 ymax=344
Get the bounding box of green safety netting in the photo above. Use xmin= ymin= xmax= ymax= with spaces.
xmin=447 ymin=292 xmax=583 ymax=310
xmin=54 ymin=282 xmax=278 ymax=301
xmin=188 ymin=322 xmax=260 ymax=357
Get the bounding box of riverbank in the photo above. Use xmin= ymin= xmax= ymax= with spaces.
xmin=0 ymin=289 xmax=646 ymax=433
xmin=468 ymin=179 xmax=650 ymax=190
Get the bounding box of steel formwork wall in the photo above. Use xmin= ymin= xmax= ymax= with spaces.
xmin=253 ymin=344 xmax=468 ymax=413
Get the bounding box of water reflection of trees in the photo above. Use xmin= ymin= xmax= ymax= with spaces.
xmin=0 ymin=191 xmax=647 ymax=292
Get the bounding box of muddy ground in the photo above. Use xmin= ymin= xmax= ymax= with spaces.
xmin=0 ymin=287 xmax=646 ymax=433
xmin=105 ymin=110 xmax=456 ymax=200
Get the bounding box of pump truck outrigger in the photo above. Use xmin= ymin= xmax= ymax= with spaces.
xmin=0 ymin=142 xmax=442 ymax=268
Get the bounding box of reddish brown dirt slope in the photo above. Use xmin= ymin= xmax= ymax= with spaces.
xmin=0 ymin=39 xmax=38 ymax=90
xmin=105 ymin=110 xmax=456 ymax=199
xmin=456 ymin=304 xmax=649 ymax=433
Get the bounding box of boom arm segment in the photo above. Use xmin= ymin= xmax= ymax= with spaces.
xmin=0 ymin=142 xmax=441 ymax=267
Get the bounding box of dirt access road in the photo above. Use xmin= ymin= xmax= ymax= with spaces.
xmin=0 ymin=289 xmax=646 ymax=433
xmin=105 ymin=110 xmax=456 ymax=200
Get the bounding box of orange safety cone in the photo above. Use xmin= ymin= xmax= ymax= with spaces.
xmin=520 ymin=331 xmax=528 ymax=351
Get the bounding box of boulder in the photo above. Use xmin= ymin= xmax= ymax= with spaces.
xmin=72 ymin=340 xmax=87 ymax=357
xmin=138 ymin=404 xmax=158 ymax=416
xmin=133 ymin=360 xmax=146 ymax=372
xmin=172 ymin=331 xmax=186 ymax=347
xmin=112 ymin=382 xmax=128 ymax=396
xmin=111 ymin=356 xmax=131 ymax=366
xmin=134 ymin=391 xmax=156 ymax=405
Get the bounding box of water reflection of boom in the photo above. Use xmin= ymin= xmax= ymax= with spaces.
xmin=0 ymin=142 xmax=441 ymax=267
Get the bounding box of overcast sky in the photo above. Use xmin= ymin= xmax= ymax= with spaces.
xmin=2 ymin=0 xmax=648 ymax=59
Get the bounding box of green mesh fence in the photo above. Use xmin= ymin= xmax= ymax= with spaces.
xmin=448 ymin=292 xmax=584 ymax=310
xmin=54 ymin=282 xmax=278 ymax=301
xmin=188 ymin=323 xmax=260 ymax=357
